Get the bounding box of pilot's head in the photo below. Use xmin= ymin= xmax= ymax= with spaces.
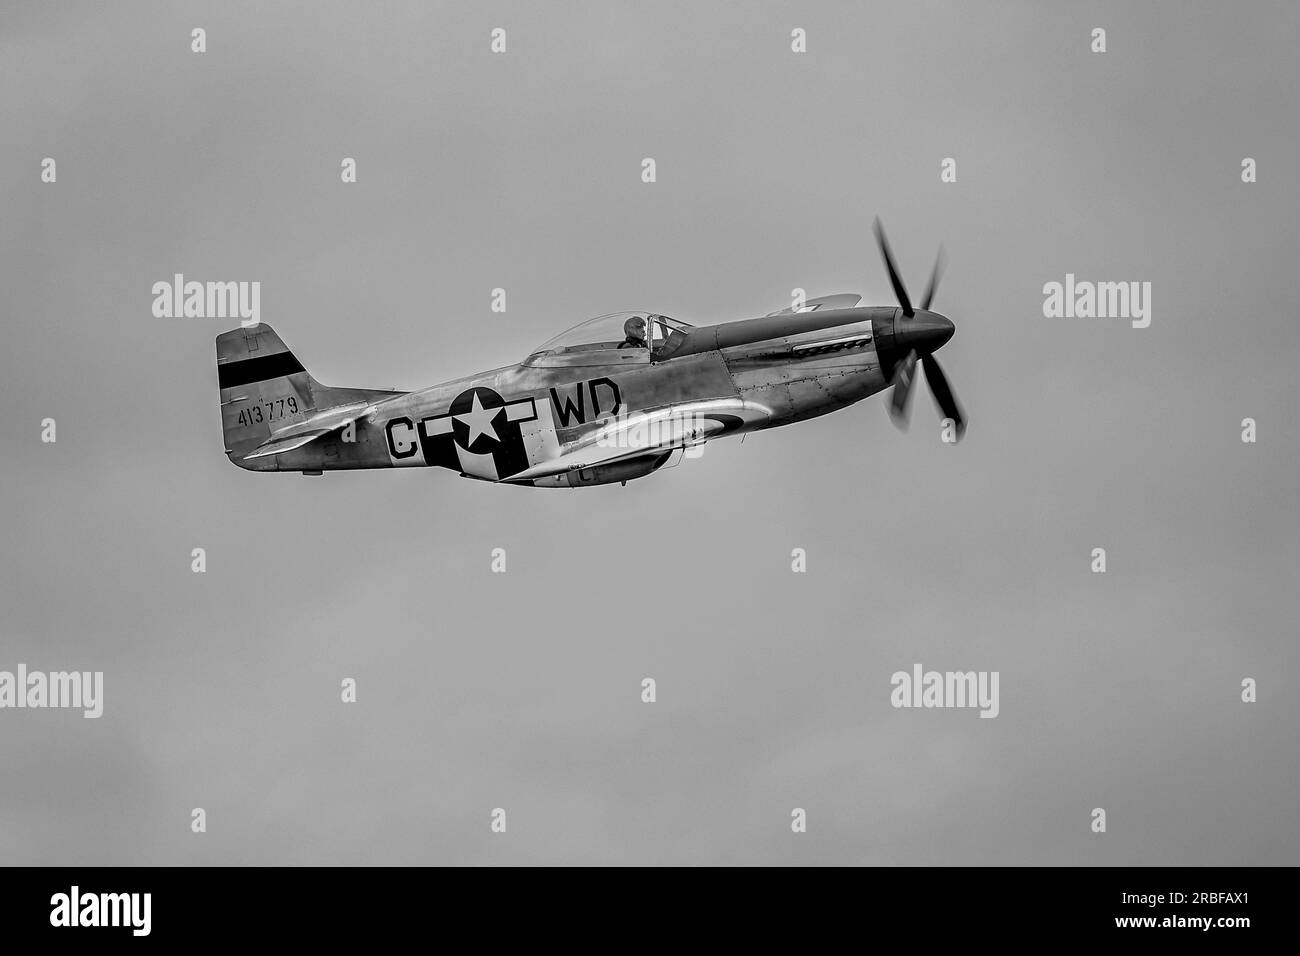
xmin=624 ymin=316 xmax=646 ymax=342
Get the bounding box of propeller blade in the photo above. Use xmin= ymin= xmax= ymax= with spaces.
xmin=919 ymin=247 xmax=946 ymax=312
xmin=921 ymin=353 xmax=965 ymax=440
xmin=889 ymin=350 xmax=918 ymax=428
xmin=873 ymin=218 xmax=913 ymax=317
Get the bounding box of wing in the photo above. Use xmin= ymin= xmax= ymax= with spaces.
xmin=502 ymin=406 xmax=736 ymax=482
xmin=765 ymin=293 xmax=862 ymax=317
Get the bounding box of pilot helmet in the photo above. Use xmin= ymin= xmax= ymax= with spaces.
xmin=624 ymin=315 xmax=646 ymax=339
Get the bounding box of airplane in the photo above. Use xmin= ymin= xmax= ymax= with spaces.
xmin=215 ymin=220 xmax=965 ymax=488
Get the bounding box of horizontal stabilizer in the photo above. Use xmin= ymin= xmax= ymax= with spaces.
xmin=239 ymin=399 xmax=402 ymax=461
xmin=242 ymin=430 xmax=333 ymax=460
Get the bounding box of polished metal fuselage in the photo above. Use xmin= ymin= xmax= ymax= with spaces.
xmin=252 ymin=306 xmax=901 ymax=485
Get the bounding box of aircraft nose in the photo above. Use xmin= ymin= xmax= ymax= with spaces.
xmin=895 ymin=310 xmax=954 ymax=353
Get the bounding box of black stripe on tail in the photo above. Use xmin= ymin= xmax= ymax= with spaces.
xmin=218 ymin=352 xmax=306 ymax=389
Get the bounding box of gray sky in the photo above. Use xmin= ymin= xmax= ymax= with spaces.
xmin=1 ymin=0 xmax=1297 ymax=865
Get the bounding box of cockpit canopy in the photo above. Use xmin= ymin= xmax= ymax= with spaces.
xmin=524 ymin=312 xmax=693 ymax=368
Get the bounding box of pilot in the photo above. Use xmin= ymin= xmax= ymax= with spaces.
xmin=618 ymin=315 xmax=648 ymax=349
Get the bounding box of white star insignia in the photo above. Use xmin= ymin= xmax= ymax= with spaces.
xmin=455 ymin=392 xmax=504 ymax=445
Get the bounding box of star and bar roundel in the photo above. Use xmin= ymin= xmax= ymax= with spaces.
xmin=385 ymin=387 xmax=541 ymax=480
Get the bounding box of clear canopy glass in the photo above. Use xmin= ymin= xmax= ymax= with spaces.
xmin=526 ymin=312 xmax=693 ymax=366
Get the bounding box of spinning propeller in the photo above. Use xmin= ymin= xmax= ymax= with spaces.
xmin=872 ymin=218 xmax=966 ymax=440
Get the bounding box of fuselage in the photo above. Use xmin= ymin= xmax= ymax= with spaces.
xmin=237 ymin=303 xmax=943 ymax=486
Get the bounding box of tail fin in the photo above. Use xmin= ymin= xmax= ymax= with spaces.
xmin=216 ymin=324 xmax=402 ymax=467
xmin=216 ymin=324 xmax=323 ymax=461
